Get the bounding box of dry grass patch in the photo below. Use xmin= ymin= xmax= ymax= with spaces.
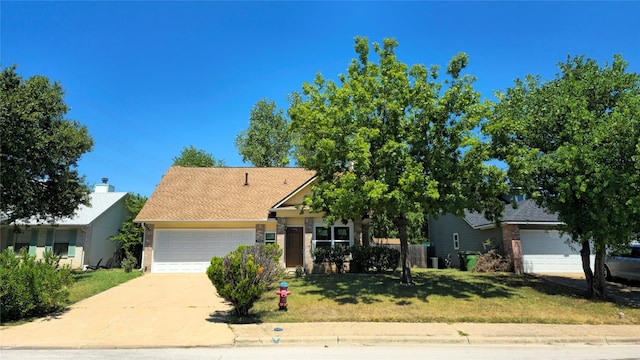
xmin=233 ymin=269 xmax=639 ymax=325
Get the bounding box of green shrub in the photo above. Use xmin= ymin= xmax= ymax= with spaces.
xmin=350 ymin=245 xmax=400 ymax=273
xmin=312 ymin=247 xmax=330 ymax=264
xmin=312 ymin=246 xmax=350 ymax=273
xmin=120 ymin=252 xmax=137 ymax=273
xmin=0 ymin=248 xmax=73 ymax=322
xmin=206 ymin=244 xmax=283 ymax=317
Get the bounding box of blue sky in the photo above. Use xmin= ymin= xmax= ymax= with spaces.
xmin=2 ymin=1 xmax=638 ymax=197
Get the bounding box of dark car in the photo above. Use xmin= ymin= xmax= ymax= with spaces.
xmin=605 ymin=244 xmax=640 ymax=281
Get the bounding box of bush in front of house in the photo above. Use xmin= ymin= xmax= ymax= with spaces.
xmin=350 ymin=245 xmax=400 ymax=273
xmin=206 ymin=244 xmax=283 ymax=317
xmin=0 ymin=248 xmax=73 ymax=322
xmin=312 ymin=246 xmax=351 ymax=273
xmin=120 ymin=252 xmax=138 ymax=273
xmin=473 ymin=249 xmax=513 ymax=273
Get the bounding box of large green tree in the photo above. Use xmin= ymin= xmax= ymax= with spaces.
xmin=289 ymin=37 xmax=507 ymax=284
xmin=172 ymin=145 xmax=225 ymax=167
xmin=235 ymin=98 xmax=291 ymax=167
xmin=0 ymin=65 xmax=94 ymax=224
xmin=486 ymin=55 xmax=640 ymax=298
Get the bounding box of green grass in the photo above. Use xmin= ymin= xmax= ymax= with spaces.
xmin=233 ymin=269 xmax=640 ymax=325
xmin=67 ymin=268 xmax=142 ymax=304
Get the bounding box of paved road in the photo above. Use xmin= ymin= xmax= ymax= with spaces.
xmin=2 ymin=345 xmax=640 ymax=360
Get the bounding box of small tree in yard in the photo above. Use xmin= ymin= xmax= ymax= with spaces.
xmin=206 ymin=244 xmax=283 ymax=317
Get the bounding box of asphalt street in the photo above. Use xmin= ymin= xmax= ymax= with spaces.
xmin=2 ymin=345 xmax=640 ymax=360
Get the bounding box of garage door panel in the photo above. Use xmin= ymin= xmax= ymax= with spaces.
xmin=520 ymin=230 xmax=594 ymax=273
xmin=152 ymin=229 xmax=255 ymax=273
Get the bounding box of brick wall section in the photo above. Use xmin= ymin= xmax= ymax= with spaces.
xmin=276 ymin=218 xmax=286 ymax=267
xmin=255 ymin=224 xmax=265 ymax=243
xmin=304 ymin=217 xmax=314 ymax=274
xmin=501 ymin=224 xmax=523 ymax=273
xmin=142 ymin=224 xmax=154 ymax=272
xmin=353 ymin=218 xmax=363 ymax=246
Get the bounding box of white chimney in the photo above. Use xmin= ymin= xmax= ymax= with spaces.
xmin=94 ymin=178 xmax=115 ymax=193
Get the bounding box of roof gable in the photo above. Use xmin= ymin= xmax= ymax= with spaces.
xmin=135 ymin=167 xmax=316 ymax=222
xmin=464 ymin=199 xmax=561 ymax=229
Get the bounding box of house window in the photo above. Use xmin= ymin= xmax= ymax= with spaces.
xmin=453 ymin=233 xmax=460 ymax=250
xmin=54 ymin=230 xmax=70 ymax=257
xmin=314 ymin=225 xmax=352 ymax=249
xmin=13 ymin=231 xmax=31 ymax=255
xmin=265 ymin=232 xmax=276 ymax=245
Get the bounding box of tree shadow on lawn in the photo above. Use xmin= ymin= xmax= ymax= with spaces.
xmin=298 ymin=270 xmax=578 ymax=305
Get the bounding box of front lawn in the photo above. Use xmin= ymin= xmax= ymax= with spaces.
xmin=239 ymin=269 xmax=639 ymax=325
xmin=67 ymin=268 xmax=142 ymax=304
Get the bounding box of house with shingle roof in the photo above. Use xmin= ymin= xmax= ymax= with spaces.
xmin=429 ymin=198 xmax=594 ymax=273
xmin=0 ymin=179 xmax=128 ymax=270
xmin=135 ymin=166 xmax=366 ymax=274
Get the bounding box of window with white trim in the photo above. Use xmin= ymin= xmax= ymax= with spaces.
xmin=314 ymin=225 xmax=352 ymax=249
xmin=265 ymin=232 xmax=276 ymax=245
xmin=13 ymin=231 xmax=31 ymax=255
xmin=54 ymin=230 xmax=70 ymax=257
xmin=453 ymin=233 xmax=460 ymax=250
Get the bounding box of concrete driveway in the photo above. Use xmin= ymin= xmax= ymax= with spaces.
xmin=0 ymin=274 xmax=235 ymax=348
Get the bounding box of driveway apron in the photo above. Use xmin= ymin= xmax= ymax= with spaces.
xmin=0 ymin=274 xmax=235 ymax=348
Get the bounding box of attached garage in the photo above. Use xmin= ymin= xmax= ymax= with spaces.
xmin=520 ymin=229 xmax=594 ymax=273
xmin=152 ymin=229 xmax=255 ymax=273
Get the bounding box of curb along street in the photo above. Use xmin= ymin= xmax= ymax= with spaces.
xmin=228 ymin=322 xmax=640 ymax=348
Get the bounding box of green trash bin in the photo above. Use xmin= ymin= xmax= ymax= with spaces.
xmin=459 ymin=251 xmax=481 ymax=271
xmin=465 ymin=252 xmax=480 ymax=271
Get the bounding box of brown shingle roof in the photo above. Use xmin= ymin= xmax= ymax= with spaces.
xmin=135 ymin=167 xmax=316 ymax=222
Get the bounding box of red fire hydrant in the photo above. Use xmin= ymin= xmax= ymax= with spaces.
xmin=275 ymin=281 xmax=291 ymax=311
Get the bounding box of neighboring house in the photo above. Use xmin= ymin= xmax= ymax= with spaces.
xmin=429 ymin=199 xmax=594 ymax=273
xmin=134 ymin=166 xmax=368 ymax=274
xmin=0 ymin=180 xmax=128 ymax=269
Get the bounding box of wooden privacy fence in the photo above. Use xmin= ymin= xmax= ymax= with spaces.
xmin=379 ymin=244 xmax=431 ymax=268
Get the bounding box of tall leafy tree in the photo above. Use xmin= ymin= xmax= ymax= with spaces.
xmin=235 ymin=98 xmax=291 ymax=167
xmin=289 ymin=37 xmax=507 ymax=284
xmin=486 ymin=55 xmax=640 ymax=298
xmin=0 ymin=65 xmax=94 ymax=224
xmin=172 ymin=145 xmax=225 ymax=167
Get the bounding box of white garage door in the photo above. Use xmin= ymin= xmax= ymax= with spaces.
xmin=152 ymin=229 xmax=255 ymax=273
xmin=520 ymin=229 xmax=594 ymax=273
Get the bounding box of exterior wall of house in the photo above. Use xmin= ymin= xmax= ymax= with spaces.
xmin=0 ymin=196 xmax=127 ymax=269
xmin=86 ymin=199 xmax=129 ymax=266
xmin=140 ymin=211 xmax=361 ymax=273
xmin=428 ymin=213 xmax=502 ymax=268
xmin=0 ymin=226 xmax=86 ymax=269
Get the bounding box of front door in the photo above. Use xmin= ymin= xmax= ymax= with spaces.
xmin=285 ymin=227 xmax=303 ymax=267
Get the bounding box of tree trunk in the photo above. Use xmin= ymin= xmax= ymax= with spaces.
xmin=580 ymin=240 xmax=594 ymax=298
xmin=592 ymin=246 xmax=607 ymax=300
xmin=395 ymin=214 xmax=412 ymax=285
xmin=581 ymin=240 xmax=607 ymax=300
